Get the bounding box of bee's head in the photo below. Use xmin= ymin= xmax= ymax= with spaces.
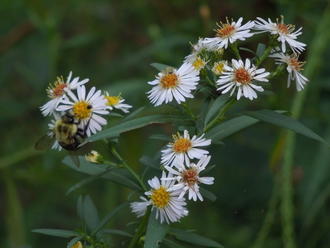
xmin=62 ymin=112 xmax=76 ymax=124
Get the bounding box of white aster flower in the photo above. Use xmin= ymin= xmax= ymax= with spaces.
xmin=269 ymin=52 xmax=308 ymax=91
xmin=40 ymin=72 xmax=89 ymax=116
xmin=161 ymin=130 xmax=211 ymax=168
xmin=57 ymin=85 xmax=109 ymax=136
xmin=163 ymin=155 xmax=215 ymax=201
xmin=103 ymin=91 xmax=132 ymax=113
xmin=202 ymin=17 xmax=255 ymax=50
xmin=147 ymin=63 xmax=200 ymax=106
xmin=130 ymin=172 xmax=188 ymax=224
xmin=47 ymin=113 xmax=62 ymax=151
xmin=212 ymin=61 xmax=227 ymax=75
xmin=217 ymin=59 xmax=270 ymax=100
xmin=254 ymin=17 xmax=306 ymax=54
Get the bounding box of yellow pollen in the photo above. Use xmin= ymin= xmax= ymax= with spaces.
xmin=213 ymin=62 xmax=226 ymax=75
xmin=182 ymin=168 xmax=198 ymax=186
xmin=151 ymin=186 xmax=170 ymax=208
xmin=216 ymin=23 xmax=235 ymax=38
xmin=192 ymin=57 xmax=206 ymax=70
xmin=235 ymin=68 xmax=251 ymax=84
xmin=73 ymin=101 xmax=92 ymax=120
xmin=47 ymin=76 xmax=67 ymax=98
xmin=289 ymin=57 xmax=305 ymax=71
xmin=172 ymin=137 xmax=192 ymax=153
xmin=160 ymin=73 xmax=178 ymax=89
xmin=71 ymin=241 xmax=83 ymax=248
xmin=105 ymin=95 xmax=120 ymax=106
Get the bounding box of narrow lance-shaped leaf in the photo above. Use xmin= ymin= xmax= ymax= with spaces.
xmin=204 ymin=95 xmax=230 ymax=127
xmin=144 ymin=210 xmax=169 ymax=248
xmin=88 ymin=115 xmax=191 ymax=142
xmin=32 ymin=229 xmax=79 ymax=238
xmin=83 ymin=195 xmax=100 ymax=231
xmin=170 ymin=228 xmax=223 ymax=248
xmin=245 ymin=110 xmax=328 ymax=145
xmin=206 ymin=115 xmax=259 ymax=141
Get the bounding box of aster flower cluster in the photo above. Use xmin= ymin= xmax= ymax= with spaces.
xmin=39 ymin=72 xmax=132 ymax=150
xmin=147 ymin=16 xmax=308 ymax=104
xmin=131 ymin=130 xmax=214 ymax=224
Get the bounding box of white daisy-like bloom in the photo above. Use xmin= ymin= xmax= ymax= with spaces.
xmin=40 ymin=72 xmax=89 ymax=116
xmin=269 ymin=52 xmax=308 ymax=91
xmin=163 ymin=155 xmax=215 ymax=201
xmin=202 ymin=17 xmax=255 ymax=50
xmin=103 ymin=91 xmax=132 ymax=113
xmin=47 ymin=113 xmax=62 ymax=151
xmin=161 ymin=130 xmax=211 ymax=168
xmin=147 ymin=63 xmax=200 ymax=106
xmin=254 ymin=17 xmax=306 ymax=54
xmin=130 ymin=172 xmax=188 ymax=224
xmin=56 ymin=85 xmax=109 ymax=136
xmin=212 ymin=61 xmax=227 ymax=75
xmin=217 ymin=59 xmax=270 ymax=100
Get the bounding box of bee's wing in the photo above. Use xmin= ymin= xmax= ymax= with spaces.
xmin=35 ymin=135 xmax=54 ymax=151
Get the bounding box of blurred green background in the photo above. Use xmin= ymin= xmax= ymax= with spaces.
xmin=1 ymin=0 xmax=330 ymax=247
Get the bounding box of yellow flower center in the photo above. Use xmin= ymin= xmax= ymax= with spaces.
xmin=172 ymin=137 xmax=192 ymax=153
xmin=105 ymin=95 xmax=120 ymax=106
xmin=182 ymin=168 xmax=198 ymax=186
xmin=216 ymin=23 xmax=235 ymax=38
xmin=213 ymin=62 xmax=225 ymax=75
xmin=71 ymin=241 xmax=83 ymax=248
xmin=47 ymin=76 xmax=67 ymax=98
xmin=151 ymin=186 xmax=170 ymax=208
xmin=160 ymin=73 xmax=178 ymax=89
xmin=192 ymin=57 xmax=206 ymax=70
xmin=234 ymin=68 xmax=251 ymax=84
xmin=73 ymin=101 xmax=92 ymax=120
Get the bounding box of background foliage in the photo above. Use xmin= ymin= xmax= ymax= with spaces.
xmin=0 ymin=0 xmax=330 ymax=247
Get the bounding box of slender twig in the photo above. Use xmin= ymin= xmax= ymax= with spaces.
xmin=111 ymin=147 xmax=147 ymax=191
xmin=128 ymin=208 xmax=151 ymax=248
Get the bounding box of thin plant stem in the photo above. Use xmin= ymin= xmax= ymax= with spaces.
xmin=204 ymin=98 xmax=236 ymax=133
xmin=280 ymin=5 xmax=330 ymax=248
xmin=251 ymin=174 xmax=280 ymax=248
xmin=128 ymin=208 xmax=151 ymax=248
xmin=111 ymin=147 xmax=147 ymax=191
xmin=231 ymin=43 xmax=241 ymax=59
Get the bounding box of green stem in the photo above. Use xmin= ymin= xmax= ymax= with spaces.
xmin=128 ymin=208 xmax=151 ymax=248
xmin=204 ymin=98 xmax=236 ymax=133
xmin=111 ymin=147 xmax=147 ymax=191
xmin=280 ymin=5 xmax=330 ymax=248
xmin=182 ymin=102 xmax=196 ymax=120
xmin=268 ymin=64 xmax=285 ymax=80
xmin=256 ymin=45 xmax=273 ymax=67
xmin=252 ymin=175 xmax=280 ymax=248
xmin=231 ymin=43 xmax=241 ymax=59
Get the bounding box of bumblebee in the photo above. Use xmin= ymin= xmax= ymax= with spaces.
xmin=53 ymin=112 xmax=86 ymax=151
xmin=35 ymin=112 xmax=92 ymax=166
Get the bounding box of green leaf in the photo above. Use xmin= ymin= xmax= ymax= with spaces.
xmin=256 ymin=43 xmax=266 ymax=57
xmin=200 ymin=188 xmax=217 ymax=202
xmin=92 ymin=202 xmax=128 ymax=235
xmin=170 ymin=228 xmax=223 ymax=248
xmin=77 ymin=195 xmax=84 ymax=220
xmin=102 ymin=229 xmax=133 ymax=238
xmin=88 ymin=115 xmax=190 ymax=142
xmin=206 ymin=115 xmax=259 ymax=141
xmin=150 ymin=63 xmax=172 ymax=71
xmin=163 ymin=239 xmax=187 ymax=248
xmin=245 ymin=110 xmax=327 ymax=144
xmin=32 ymin=229 xmax=78 ymax=238
xmin=63 ymin=157 xmax=142 ymax=191
xmin=204 ymin=95 xmax=230 ymax=127
xmin=83 ymin=195 xmax=100 ymax=231
xmin=144 ymin=210 xmax=169 ymax=248
xmin=139 ymin=156 xmax=161 ymax=171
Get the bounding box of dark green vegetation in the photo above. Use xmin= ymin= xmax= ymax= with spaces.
xmin=1 ymin=0 xmax=330 ymax=247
